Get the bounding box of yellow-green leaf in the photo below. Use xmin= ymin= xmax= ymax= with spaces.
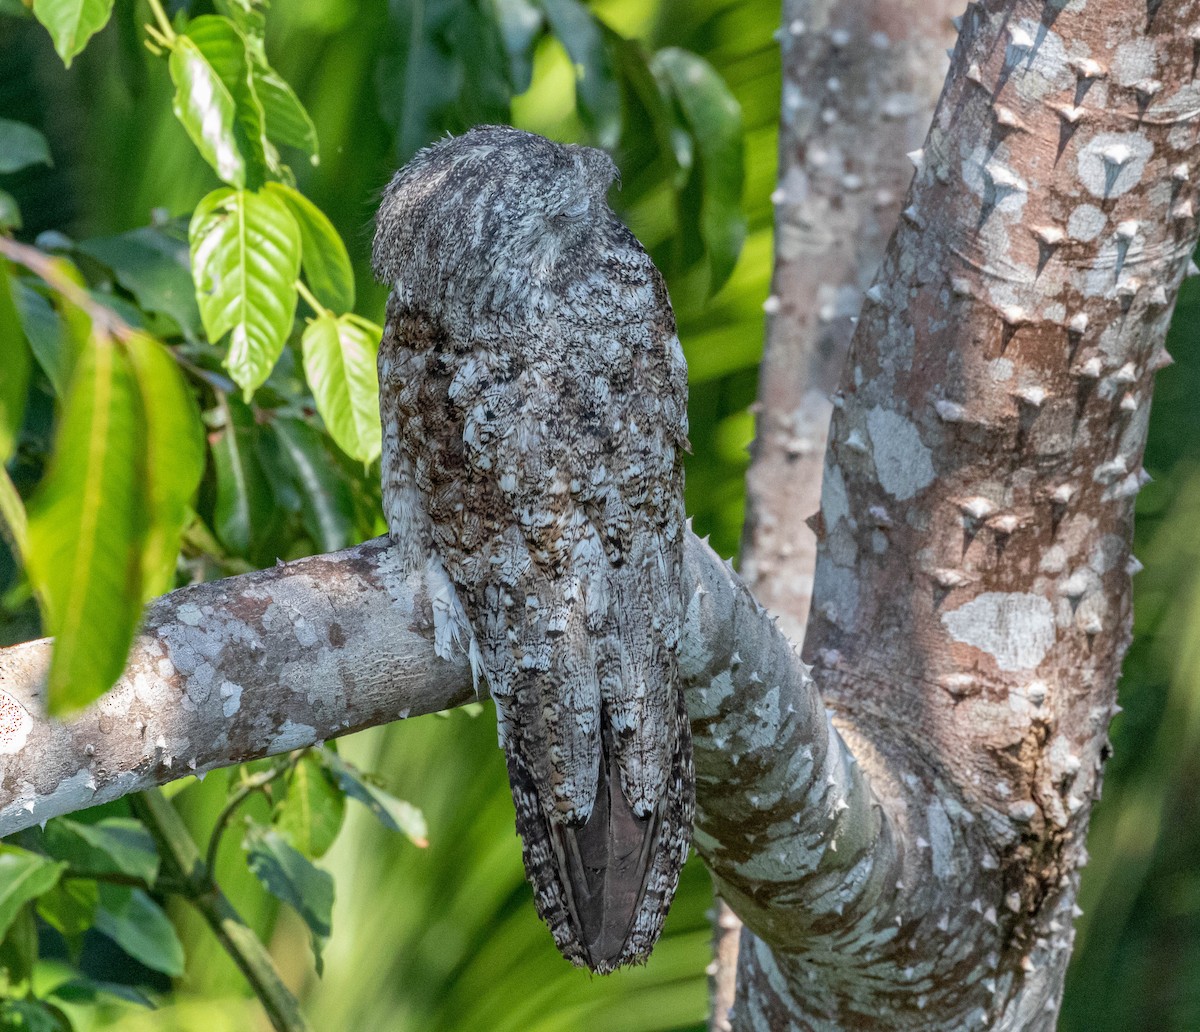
xmin=265 ymin=183 xmax=353 ymax=312
xmin=0 ymin=263 xmax=30 ymax=462
xmin=189 ymin=187 xmax=301 ymax=398
xmin=169 ymin=35 xmax=246 ymax=188
xmin=32 ymin=0 xmax=114 ymax=67
xmin=26 ymin=328 xmax=147 ymax=714
xmin=300 ymin=313 xmax=380 ymax=463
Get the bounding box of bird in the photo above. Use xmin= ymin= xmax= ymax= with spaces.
xmin=371 ymin=125 xmax=693 ymax=973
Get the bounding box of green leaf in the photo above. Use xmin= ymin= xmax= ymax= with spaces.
xmin=274 ymin=752 xmax=346 ymax=859
xmin=77 ymin=223 xmax=203 ymax=340
xmin=0 ymin=264 xmax=30 ymax=463
xmin=253 ymin=67 xmax=319 ymax=159
xmin=323 ymin=752 xmax=428 ymax=847
xmin=270 ymin=417 xmax=356 ymax=552
xmin=0 ymin=190 xmax=21 ymax=232
xmin=0 ymin=847 xmax=65 ymax=941
xmin=211 ymin=396 xmax=272 ymax=558
xmin=492 ymin=0 xmax=543 ymax=93
xmin=190 ymin=187 xmax=301 ymax=398
xmin=0 ymin=999 xmax=72 ymax=1032
xmin=0 ymin=903 xmax=38 ymax=985
xmin=299 ymin=313 xmax=380 ymax=464
xmin=651 ymin=48 xmax=745 ymax=292
xmin=36 ymin=877 xmax=98 ymax=943
xmin=95 ymin=885 xmax=185 ymax=977
xmin=168 ymin=35 xmax=246 ymax=188
xmin=125 ymin=334 xmax=205 ymax=596
xmin=538 ymin=0 xmax=620 ymax=147
xmin=264 ymin=183 xmax=353 ymax=313
xmin=31 ymin=0 xmax=114 ymax=66
xmin=243 ymin=824 xmax=333 ymax=971
xmin=25 ymin=328 xmax=147 ymax=715
xmin=186 ymin=16 xmax=275 ymax=188
xmin=12 ymin=282 xmax=71 ymax=397
xmin=43 ymin=817 xmax=160 ymax=884
xmin=0 ymin=119 xmax=52 ymax=174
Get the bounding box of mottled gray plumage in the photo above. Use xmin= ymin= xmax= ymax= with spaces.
xmin=372 ymin=126 xmax=693 ymax=972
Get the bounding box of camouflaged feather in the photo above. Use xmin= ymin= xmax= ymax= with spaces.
xmin=372 ymin=126 xmax=693 ymax=972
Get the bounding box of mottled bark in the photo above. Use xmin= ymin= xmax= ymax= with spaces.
xmin=727 ymin=0 xmax=961 ymax=1013
xmin=743 ymin=0 xmax=959 ymax=641
xmin=729 ymin=0 xmax=1200 ymax=1028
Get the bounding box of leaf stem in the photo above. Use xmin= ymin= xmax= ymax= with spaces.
xmin=295 ymin=280 xmax=331 ymax=319
xmin=143 ymin=0 xmax=177 ymax=45
xmin=132 ymin=789 xmax=311 ymax=1032
xmin=204 ymin=757 xmax=298 ymax=875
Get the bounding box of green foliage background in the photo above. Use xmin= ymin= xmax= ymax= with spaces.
xmin=0 ymin=0 xmax=1197 ymax=1028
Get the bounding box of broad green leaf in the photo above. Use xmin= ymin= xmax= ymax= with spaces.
xmin=651 ymin=48 xmax=745 ymax=292
xmin=0 ymin=999 xmax=72 ymax=1032
xmin=168 ymin=35 xmax=246 ymax=188
xmin=0 ymin=119 xmax=52 ymax=174
xmin=186 ymin=16 xmax=275 ymax=187
xmin=0 ymin=903 xmax=38 ymax=985
xmin=95 ymin=885 xmax=185 ymax=977
xmin=36 ymin=877 xmax=98 ymax=943
xmin=213 ymin=0 xmax=266 ymax=47
xmin=0 ymin=265 xmax=30 ymax=462
xmin=244 ymin=824 xmax=333 ymax=970
xmin=264 ymin=183 xmax=353 ymax=312
xmin=211 ymin=396 xmax=272 ymax=558
xmin=77 ymin=223 xmax=203 ymax=340
xmin=0 ymin=847 xmax=65 ymax=941
xmin=25 ymin=328 xmax=147 ymax=714
xmin=190 ymin=187 xmax=301 ymax=397
xmin=125 ymin=334 xmax=205 ymax=596
xmin=12 ymin=282 xmax=71 ymax=396
xmin=300 ymin=313 xmax=381 ymax=464
xmin=254 ymin=67 xmax=319 ymax=159
xmin=31 ymin=0 xmax=114 ymax=66
xmin=43 ymin=817 xmax=160 ymax=884
xmin=270 ymin=417 xmax=355 ymax=552
xmin=538 ymin=0 xmax=620 ymax=147
xmin=323 ymin=752 xmax=428 ymax=847
xmin=274 ymin=752 xmax=346 ymax=859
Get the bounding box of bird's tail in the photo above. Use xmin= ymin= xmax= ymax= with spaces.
xmin=504 ymin=683 xmax=694 ymax=972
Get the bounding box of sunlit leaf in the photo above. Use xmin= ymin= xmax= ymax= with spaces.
xmin=651 ymin=48 xmax=745 ymax=292
xmin=322 ymin=752 xmax=428 ymax=847
xmin=0 ymin=119 xmax=52 ymax=174
xmin=270 ymin=417 xmax=356 ymax=552
xmin=186 ymin=15 xmax=275 ymax=187
xmin=12 ymin=282 xmax=71 ymax=397
xmin=300 ymin=313 xmax=380 ymax=464
xmin=244 ymin=824 xmax=333 ymax=972
xmin=211 ymin=395 xmax=272 ymax=558
xmin=538 ymin=0 xmax=620 ymax=147
xmin=25 ymin=327 xmax=147 ymax=714
xmin=43 ymin=817 xmax=160 ymax=885
xmin=36 ymin=877 xmax=98 ymax=943
xmin=274 ymin=752 xmax=346 ymax=859
xmin=254 ymin=67 xmax=319 ymax=159
xmin=189 ymin=187 xmax=301 ymax=397
xmin=0 ymin=264 xmax=30 ymax=462
xmin=265 ymin=183 xmax=353 ymax=313
xmin=95 ymin=885 xmax=185 ymax=977
xmin=0 ymin=848 xmax=65 ymax=941
xmin=168 ymin=35 xmax=246 ymax=188
xmin=31 ymin=0 xmax=114 ymax=67
xmin=78 ymin=223 xmax=203 ymax=340
xmin=125 ymin=334 xmax=205 ymax=596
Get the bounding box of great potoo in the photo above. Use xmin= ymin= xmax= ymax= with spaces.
xmin=371 ymin=125 xmax=694 ymax=972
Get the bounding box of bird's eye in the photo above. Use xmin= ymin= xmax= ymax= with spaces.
xmin=557 ymin=197 xmax=590 ymax=221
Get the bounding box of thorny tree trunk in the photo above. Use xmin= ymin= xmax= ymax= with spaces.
xmin=0 ymin=1 xmax=1198 ymax=1029
xmin=721 ymin=0 xmax=960 ymax=1022
xmin=717 ymin=0 xmax=1200 ymax=1027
